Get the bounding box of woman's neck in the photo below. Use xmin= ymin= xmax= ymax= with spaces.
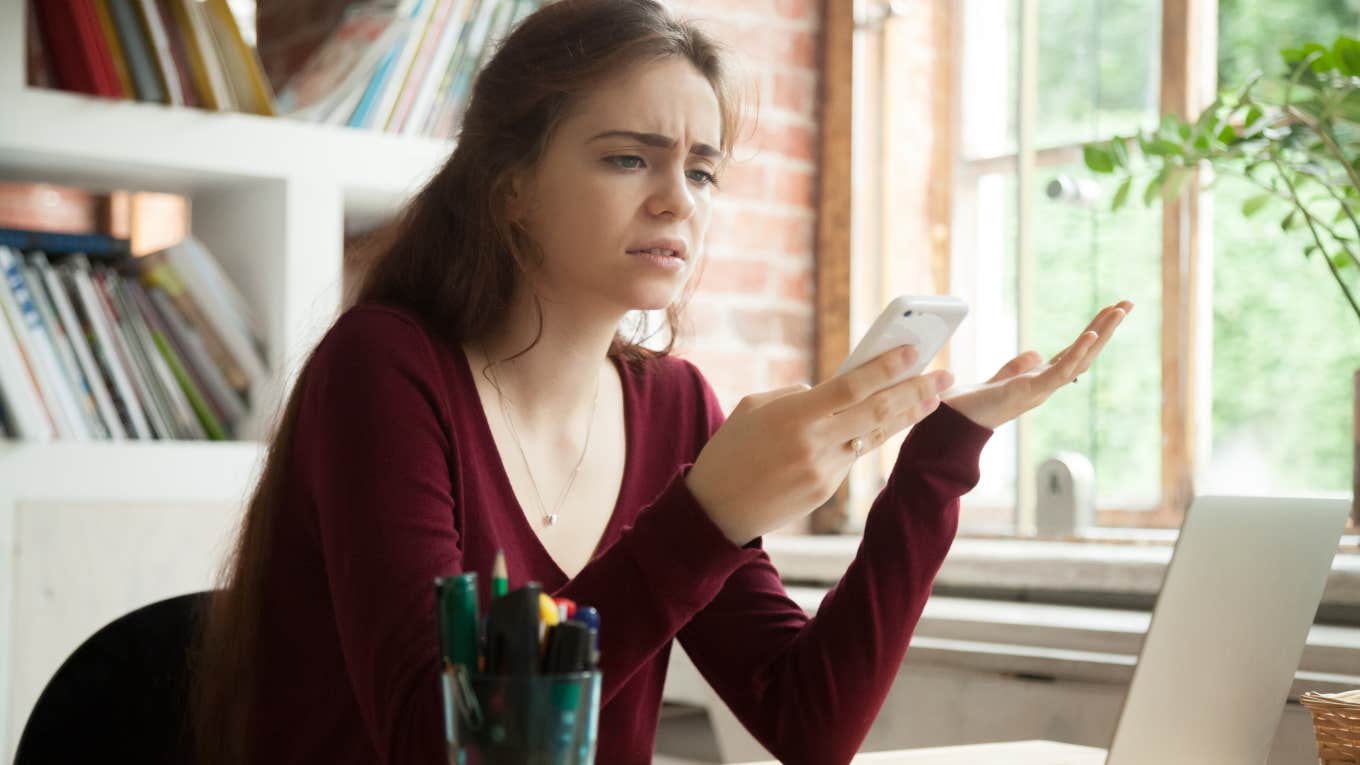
xmin=468 ymin=285 xmax=622 ymax=431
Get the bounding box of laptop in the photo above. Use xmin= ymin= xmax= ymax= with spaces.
xmin=1104 ymin=495 xmax=1351 ymax=764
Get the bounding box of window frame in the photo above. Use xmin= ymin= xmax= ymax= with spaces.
xmin=816 ymin=0 xmax=1219 ymax=534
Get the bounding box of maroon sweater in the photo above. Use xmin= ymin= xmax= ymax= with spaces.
xmin=252 ymin=303 xmax=991 ymax=764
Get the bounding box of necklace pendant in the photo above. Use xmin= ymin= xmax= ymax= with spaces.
xmin=543 ymin=513 xmax=558 ymax=527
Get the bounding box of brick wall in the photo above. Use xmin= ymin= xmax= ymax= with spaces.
xmin=259 ymin=0 xmax=823 ymax=413
xmin=669 ymin=0 xmax=821 ymax=413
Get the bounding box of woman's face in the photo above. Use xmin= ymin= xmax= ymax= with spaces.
xmin=509 ymin=56 xmax=723 ymax=314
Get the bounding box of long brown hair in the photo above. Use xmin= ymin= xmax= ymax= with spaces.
xmin=190 ymin=1 xmax=747 ymax=761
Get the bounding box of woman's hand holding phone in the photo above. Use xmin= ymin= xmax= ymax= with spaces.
xmin=686 ymin=346 xmax=953 ymax=547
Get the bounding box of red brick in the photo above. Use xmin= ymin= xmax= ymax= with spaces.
xmin=773 ymin=0 xmax=819 ymax=22
xmin=771 ymin=165 xmax=816 ymax=208
xmin=773 ymin=70 xmax=817 ymax=115
xmin=719 ymin=161 xmax=767 ymax=198
xmin=759 ymin=120 xmax=818 ymax=163
xmin=776 ymin=266 xmax=813 ymax=302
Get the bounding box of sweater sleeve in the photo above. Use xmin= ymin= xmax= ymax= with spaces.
xmin=676 ymin=372 xmax=993 ymax=764
xmin=295 ymin=309 xmax=457 ymax=765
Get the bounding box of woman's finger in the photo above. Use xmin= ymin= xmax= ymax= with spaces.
xmin=821 ymin=367 xmax=952 ymax=445
xmin=842 ymin=394 xmax=944 ymax=458
xmin=1048 ymin=301 xmax=1132 ymax=365
xmin=987 ymin=350 xmax=1043 ymax=383
xmin=1070 ymin=308 xmax=1129 ymax=374
xmin=1037 ymin=331 xmax=1098 ymax=389
xmin=732 ymin=383 xmax=811 ymax=415
xmin=806 ymin=344 xmax=920 ymax=417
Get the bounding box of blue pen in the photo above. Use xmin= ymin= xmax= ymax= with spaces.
xmin=571 ymin=606 xmax=600 ymax=668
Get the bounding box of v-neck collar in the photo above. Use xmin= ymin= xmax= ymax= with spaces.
xmin=452 ymin=343 xmax=635 ymax=587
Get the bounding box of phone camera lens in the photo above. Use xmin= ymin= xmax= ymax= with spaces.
xmin=903 ymin=310 xmax=913 ymax=317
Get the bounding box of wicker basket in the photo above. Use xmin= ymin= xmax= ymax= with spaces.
xmin=1301 ymin=689 xmax=1360 ymax=764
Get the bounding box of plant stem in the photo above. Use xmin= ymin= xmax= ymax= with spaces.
xmin=1284 ymin=104 xmax=1360 ymax=195
xmin=1269 ymin=151 xmax=1360 ymax=327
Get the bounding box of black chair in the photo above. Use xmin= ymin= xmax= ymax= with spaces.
xmin=14 ymin=591 xmax=210 ymax=764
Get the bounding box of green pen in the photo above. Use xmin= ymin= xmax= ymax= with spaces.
xmin=436 ymin=573 xmax=481 ymax=757
xmin=492 ymin=549 xmax=508 ymax=599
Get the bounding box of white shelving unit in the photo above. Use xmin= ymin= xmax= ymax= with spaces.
xmin=0 ymin=2 xmax=449 ymax=755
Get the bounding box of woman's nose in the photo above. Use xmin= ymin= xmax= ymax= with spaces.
xmin=646 ymin=168 xmax=697 ymax=220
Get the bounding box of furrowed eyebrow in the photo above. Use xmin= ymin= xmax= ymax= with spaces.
xmin=588 ymin=130 xmax=721 ymax=159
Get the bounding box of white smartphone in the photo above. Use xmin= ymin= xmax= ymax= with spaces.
xmin=835 ymin=295 xmax=969 ymax=378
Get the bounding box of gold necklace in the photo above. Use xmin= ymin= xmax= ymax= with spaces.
xmin=482 ymin=344 xmax=601 ymax=527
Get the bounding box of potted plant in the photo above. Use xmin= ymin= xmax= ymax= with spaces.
xmin=1084 ymin=35 xmax=1360 ymax=523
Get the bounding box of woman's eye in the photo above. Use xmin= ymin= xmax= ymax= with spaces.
xmin=608 ymin=155 xmax=645 ymax=170
xmin=687 ymin=169 xmax=719 ymax=187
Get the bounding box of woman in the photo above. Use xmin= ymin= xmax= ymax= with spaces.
xmin=192 ymin=1 xmax=1131 ymax=763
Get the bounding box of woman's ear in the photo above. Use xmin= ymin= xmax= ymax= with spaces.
xmin=504 ymin=168 xmax=533 ymax=222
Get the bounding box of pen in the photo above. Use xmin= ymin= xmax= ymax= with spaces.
xmin=484 ymin=582 xmax=542 ymax=675
xmin=492 ymin=549 xmax=509 ymax=599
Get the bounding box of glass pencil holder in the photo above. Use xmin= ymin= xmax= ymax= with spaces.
xmin=442 ymin=666 xmax=602 ymax=765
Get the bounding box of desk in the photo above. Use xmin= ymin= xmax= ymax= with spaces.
xmin=655 ymin=739 xmax=1108 ymax=764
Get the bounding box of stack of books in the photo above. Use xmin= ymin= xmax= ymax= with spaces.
xmin=27 ymin=0 xmax=275 ymax=116
xmin=0 ymin=183 xmax=268 ymax=442
xmin=276 ymin=0 xmax=541 ymax=139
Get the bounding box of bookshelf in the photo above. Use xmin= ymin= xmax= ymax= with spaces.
xmin=0 ymin=1 xmax=449 ymax=756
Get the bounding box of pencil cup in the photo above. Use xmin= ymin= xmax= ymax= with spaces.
xmin=444 ymin=667 xmax=602 ymax=765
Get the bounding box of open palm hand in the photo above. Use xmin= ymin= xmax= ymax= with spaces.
xmin=943 ymin=301 xmax=1133 ymax=430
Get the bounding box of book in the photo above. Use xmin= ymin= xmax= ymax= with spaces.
xmin=23 ymin=258 xmax=110 ymax=438
xmin=107 ymin=0 xmax=167 ymax=103
xmin=67 ymin=255 xmax=153 ymax=438
xmin=0 ymin=228 xmax=131 ymax=257
xmin=91 ymin=267 xmax=174 ymax=438
xmin=122 ymin=279 xmax=208 ymax=439
xmin=347 ymin=9 xmax=416 ymax=128
xmin=0 ymin=182 xmax=100 ymax=235
xmin=134 ymin=0 xmax=185 ymax=106
xmin=0 ymin=257 xmax=55 ymax=441
xmin=370 ymin=0 xmax=436 ymax=130
xmin=93 ymin=268 xmax=175 ymax=438
xmin=402 ymin=0 xmax=471 ymax=136
xmin=32 ymin=0 xmax=123 ymax=98
xmin=144 ymin=285 xmax=230 ymax=438
xmin=169 ymin=0 xmax=234 ymax=110
xmin=0 ymin=246 xmax=87 ymax=438
xmin=151 ymin=0 xmax=203 ymax=107
xmin=277 ymin=3 xmax=408 ymax=123
xmin=200 ymin=0 xmax=276 ymax=116
xmin=93 ymin=0 xmax=137 ymax=97
xmin=387 ymin=0 xmax=453 ymax=133
xmin=162 ymin=235 xmax=268 ymax=390
xmin=26 ymin=0 xmax=56 ymax=89
xmin=34 ymin=252 xmax=127 ymax=439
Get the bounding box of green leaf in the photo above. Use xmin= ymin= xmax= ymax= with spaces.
xmin=1331 ymin=250 xmax=1356 ymax=269
xmin=1110 ymin=138 xmax=1130 ymax=169
xmin=1242 ymin=194 xmax=1272 ymax=217
xmin=1244 ymin=105 xmax=1264 ymax=128
xmin=1111 ymin=177 xmax=1133 ymax=211
xmin=1144 ymin=138 xmax=1184 ymax=157
xmin=1083 ymin=144 xmax=1115 ymax=173
xmin=1305 ymin=244 xmax=1320 ymax=259
xmin=1217 ymin=124 xmax=1238 ymax=145
xmin=1281 ymin=210 xmax=1300 ymax=230
xmin=1143 ymin=171 xmax=1165 ymax=206
xmin=1332 ymin=37 xmax=1360 ymax=76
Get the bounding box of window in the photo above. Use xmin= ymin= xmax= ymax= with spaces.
xmin=850 ymin=0 xmax=1360 ymax=534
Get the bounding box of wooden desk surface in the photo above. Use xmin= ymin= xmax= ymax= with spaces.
xmin=656 ymin=740 xmax=1108 ymax=765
